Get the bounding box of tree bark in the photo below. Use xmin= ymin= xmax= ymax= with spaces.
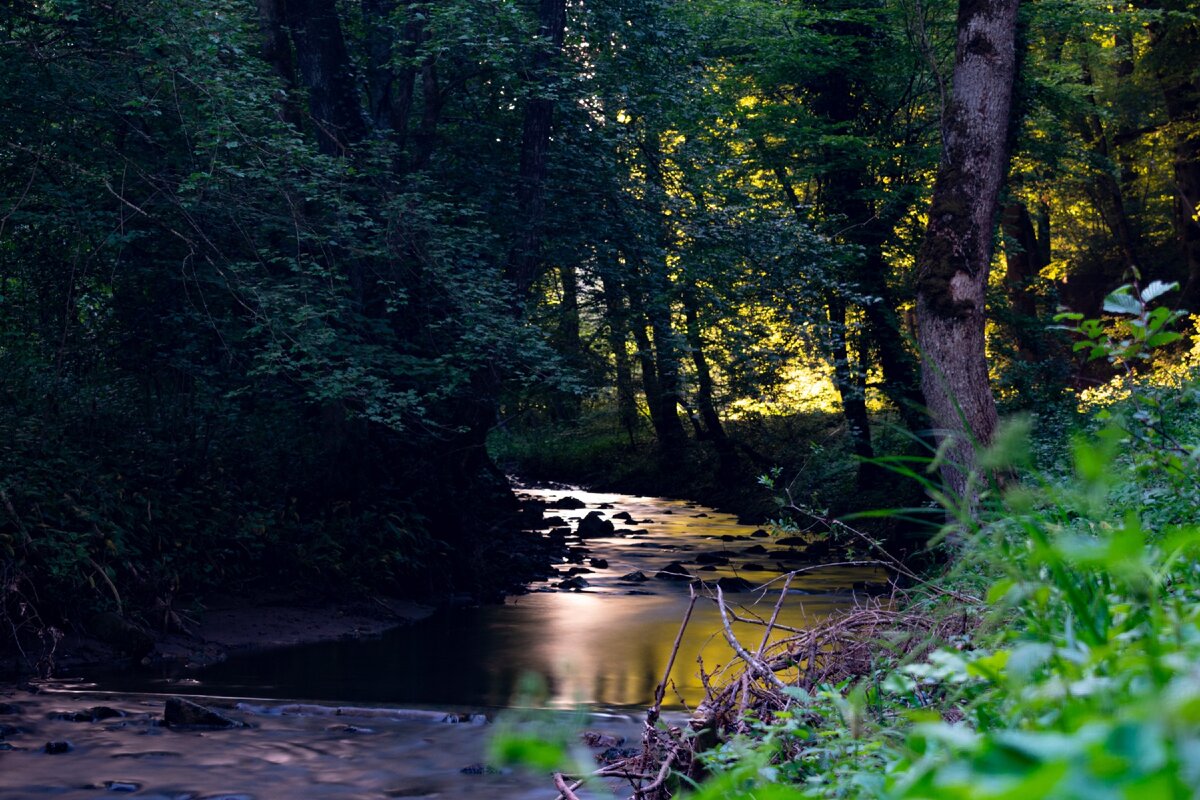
xmin=682 ymin=282 xmax=736 ymax=474
xmin=1145 ymin=1 xmax=1200 ymax=307
xmin=280 ymin=0 xmax=367 ymax=156
xmin=601 ymin=272 xmax=639 ymax=445
xmin=506 ymin=0 xmax=568 ymax=300
xmin=826 ymin=293 xmax=876 ymax=483
xmin=915 ymin=0 xmax=1020 ymax=501
xmin=254 ymin=0 xmax=301 ymax=127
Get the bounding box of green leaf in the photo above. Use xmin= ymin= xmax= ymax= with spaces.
xmin=1146 ymin=332 xmax=1182 ymax=348
xmin=1138 ymin=280 xmax=1178 ymax=304
xmin=1102 ymin=289 xmax=1142 ymax=316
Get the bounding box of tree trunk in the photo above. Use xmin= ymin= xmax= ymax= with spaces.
xmin=1000 ymin=200 xmax=1045 ymax=360
xmin=505 ymin=0 xmax=568 ymax=300
xmin=827 ymin=293 xmax=876 ymax=483
xmin=915 ymin=0 xmax=1020 ymax=501
xmin=601 ymin=272 xmax=639 ymax=445
xmin=553 ymin=262 xmax=583 ymax=421
xmin=682 ymin=282 xmax=736 ymax=474
xmin=280 ymin=0 xmax=366 ymax=156
xmin=1145 ymin=0 xmax=1200 ymax=308
xmin=254 ymin=0 xmax=301 ymax=127
xmin=626 ymin=265 xmax=686 ymax=452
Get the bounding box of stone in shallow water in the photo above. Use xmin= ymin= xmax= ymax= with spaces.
xmin=716 ymin=576 xmax=754 ymax=592
xmin=619 ymin=571 xmax=647 ymax=582
xmin=577 ymin=511 xmax=615 ymax=538
xmin=460 ymin=763 xmax=504 ymax=775
xmin=163 ymin=698 xmax=246 ymax=729
xmin=104 ymin=780 xmax=141 ymax=792
xmin=0 ymin=703 xmax=21 ymax=715
xmin=44 ymin=740 xmax=73 ymax=754
xmin=557 ymin=576 xmax=589 ymax=591
xmin=655 ymin=562 xmax=692 ymax=580
xmin=549 ymin=496 xmax=586 ymax=509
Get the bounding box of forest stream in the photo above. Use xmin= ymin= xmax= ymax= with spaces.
xmin=0 ymin=486 xmax=884 ymax=799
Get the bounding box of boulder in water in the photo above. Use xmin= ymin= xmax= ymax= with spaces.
xmin=589 ymin=557 xmax=609 ymax=569
xmin=612 ymin=511 xmax=634 ymax=522
xmin=577 ymin=511 xmax=615 ymax=538
xmin=620 ymin=571 xmax=648 ymax=582
xmin=558 ymin=576 xmax=589 ymax=591
xmin=716 ymin=576 xmax=754 ymax=592
xmin=655 ymin=562 xmax=692 ymax=581
xmin=550 ymin=496 xmax=586 ymax=510
xmin=750 ymin=529 xmax=770 ymax=538
xmin=163 ymin=698 xmax=245 ymax=729
xmin=743 ymin=544 xmax=768 ymax=555
xmin=694 ymin=552 xmax=729 ymax=565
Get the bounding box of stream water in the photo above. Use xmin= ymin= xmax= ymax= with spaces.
xmin=0 ymin=485 xmax=883 ymax=798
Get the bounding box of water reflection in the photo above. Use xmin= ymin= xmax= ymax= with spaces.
xmin=86 ymin=487 xmax=883 ymax=712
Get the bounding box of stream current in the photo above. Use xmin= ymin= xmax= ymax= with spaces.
xmin=0 ymin=485 xmax=883 ymax=798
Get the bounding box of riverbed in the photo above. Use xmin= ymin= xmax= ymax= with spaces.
xmin=1 ymin=485 xmax=883 ymax=797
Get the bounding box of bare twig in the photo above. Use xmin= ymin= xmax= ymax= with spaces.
xmin=553 ymin=773 xmax=583 ymax=800
xmin=647 ymin=585 xmax=697 ymax=729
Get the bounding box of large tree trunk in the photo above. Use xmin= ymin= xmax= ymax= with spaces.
xmin=915 ymin=0 xmax=1020 ymax=501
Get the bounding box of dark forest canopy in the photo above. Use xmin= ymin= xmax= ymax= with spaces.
xmin=1 ymin=0 xmax=1198 ymax=657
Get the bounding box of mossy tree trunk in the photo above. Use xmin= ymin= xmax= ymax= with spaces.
xmin=915 ymin=0 xmax=1021 ymax=502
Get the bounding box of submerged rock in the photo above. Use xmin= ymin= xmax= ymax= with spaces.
xmin=743 ymin=544 xmax=769 ymax=555
xmin=750 ymin=529 xmax=770 ymax=538
xmin=588 ymin=557 xmax=609 ymax=569
xmin=163 ymin=698 xmax=246 ymax=729
xmin=612 ymin=511 xmax=634 ymax=522
xmin=0 ymin=703 xmax=21 ymax=715
xmin=44 ymin=740 xmax=73 ymax=754
xmin=620 ymin=571 xmax=648 ymax=582
xmin=694 ymin=552 xmax=729 ymax=565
